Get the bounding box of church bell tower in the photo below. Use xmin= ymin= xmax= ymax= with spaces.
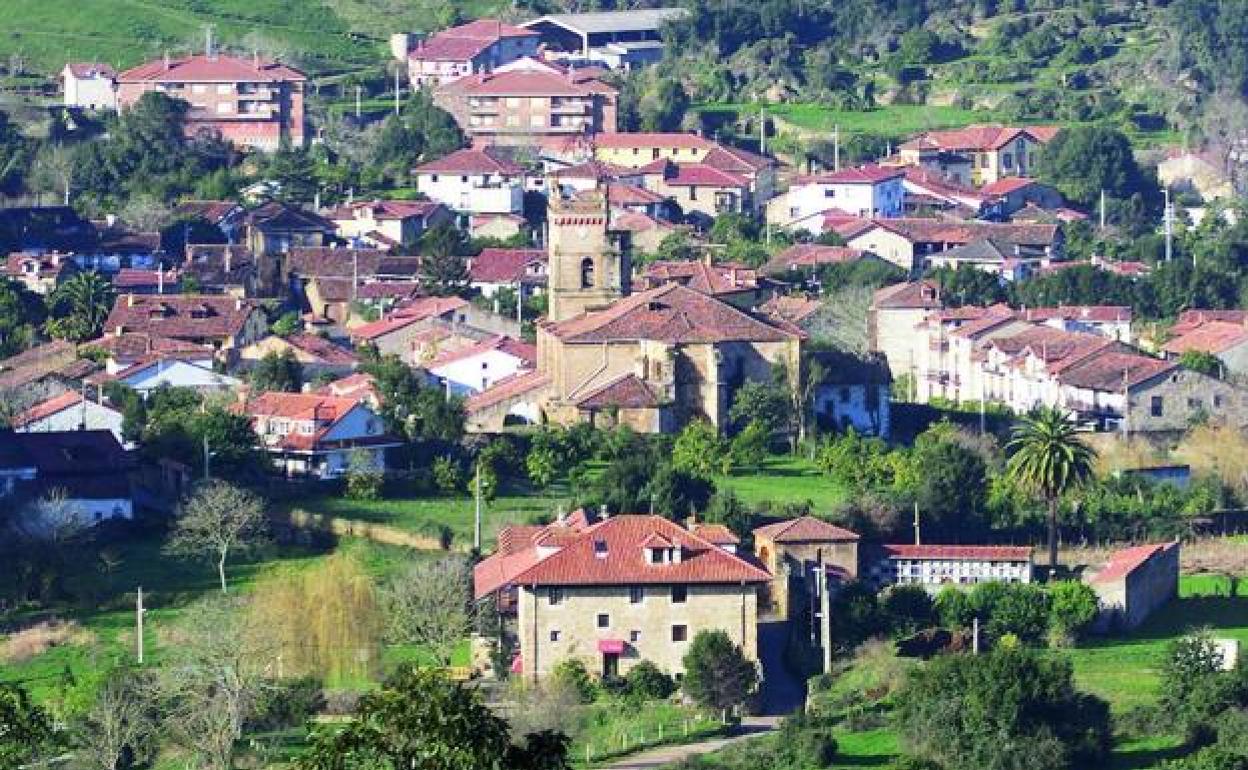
xmin=546 ymin=186 xmax=631 ymax=322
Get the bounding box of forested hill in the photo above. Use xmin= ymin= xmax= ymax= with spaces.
xmin=1 ymin=0 xmax=1245 ymax=146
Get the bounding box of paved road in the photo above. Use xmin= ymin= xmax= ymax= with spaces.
xmin=600 ymin=718 xmax=779 ymax=770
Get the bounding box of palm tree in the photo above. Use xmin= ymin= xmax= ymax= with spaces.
xmin=1006 ymin=406 xmax=1097 ymax=573
xmin=47 ymin=270 xmax=115 ymax=342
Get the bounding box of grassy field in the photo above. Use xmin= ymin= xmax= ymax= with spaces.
xmin=714 ymin=456 xmax=848 ymax=512
xmin=697 ymin=103 xmax=999 ymax=139
xmin=1070 ymin=574 xmax=1248 ymax=713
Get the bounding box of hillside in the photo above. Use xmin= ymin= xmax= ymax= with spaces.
xmin=0 ymin=0 xmax=505 ymax=77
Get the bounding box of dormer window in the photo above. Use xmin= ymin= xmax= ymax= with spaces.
xmin=648 ymin=547 xmax=665 ymax=564
xmin=594 ymin=539 xmax=608 ymax=559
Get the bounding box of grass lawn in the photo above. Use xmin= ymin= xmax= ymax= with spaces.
xmin=1069 ymin=574 xmax=1248 ymax=713
xmin=576 ymin=702 xmax=722 ymax=767
xmin=828 ymin=728 xmax=899 ymax=768
xmin=715 ymin=456 xmax=848 ymax=512
xmin=696 ymin=103 xmax=1000 ymax=138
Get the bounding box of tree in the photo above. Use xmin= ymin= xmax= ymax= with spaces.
xmin=299 ymin=666 xmax=569 ymax=770
xmin=383 ymin=556 xmax=472 ymax=667
xmin=45 ymin=270 xmax=115 ymax=342
xmin=0 ymin=683 xmax=56 ymax=767
xmin=623 ymin=660 xmax=676 ymax=702
xmin=681 ymin=630 xmax=759 ymax=720
xmin=345 ymin=448 xmax=384 ymax=500
xmin=160 ymin=595 xmax=264 ymax=770
xmin=74 ymin=669 xmax=158 ymax=770
xmin=909 ymin=434 xmax=989 ymax=539
xmin=1037 ymin=125 xmax=1157 ymax=210
xmin=419 ymin=224 xmax=470 ymax=295
xmin=897 ymin=647 xmax=1111 ymax=770
xmin=882 ymin=584 xmax=936 ymax=636
xmin=403 ymin=87 xmax=465 ymax=161
xmin=1048 ymin=581 xmax=1099 ymax=644
xmin=671 ymin=419 xmax=729 ymax=479
xmin=1161 ymin=630 xmax=1238 ymax=743
xmin=270 ymin=311 xmax=301 ymax=338
xmin=640 ymin=75 xmax=690 ymax=132
xmin=265 ymin=143 xmax=318 ymax=203
xmin=728 ymin=380 xmax=790 ymax=436
xmin=1179 ymin=349 xmax=1223 ymax=378
xmin=986 ymin=583 xmax=1052 ymax=645
xmin=1006 ymin=407 xmax=1097 ymax=572
xmin=250 ymin=349 xmax=303 ymax=392
xmin=0 ymin=277 xmax=44 ymax=358
xmin=165 ymin=480 xmax=270 ymax=593
xmin=730 ymin=420 xmax=770 ymax=470
xmin=645 ymin=463 xmax=715 ymax=519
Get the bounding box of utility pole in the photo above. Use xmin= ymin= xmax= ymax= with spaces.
xmin=473 ymin=463 xmax=483 ymax=551
xmin=972 ymin=616 xmax=980 ymax=655
xmin=352 ymin=250 xmax=359 ymax=305
xmin=819 ymin=564 xmax=832 ymax=674
xmin=355 ymin=85 xmax=362 ymax=119
xmin=516 ymin=285 xmax=523 ymax=326
xmin=833 ymin=124 xmax=840 ymax=171
xmin=1099 ymin=189 xmax=1106 ymax=231
xmin=912 ymin=502 xmax=921 ymax=546
xmin=759 ymin=107 xmax=766 ymax=156
xmin=136 ymin=587 xmax=146 ymax=664
xmin=1163 ymin=187 xmax=1173 ymax=262
xmin=394 ymin=67 xmax=401 ymax=115
xmin=202 ymin=435 xmax=210 ymax=480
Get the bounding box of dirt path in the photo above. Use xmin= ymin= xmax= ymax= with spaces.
xmin=598 ymin=718 xmax=779 ymax=770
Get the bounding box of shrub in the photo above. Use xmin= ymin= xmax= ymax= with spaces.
xmin=551 ymin=659 xmax=597 ymax=704
xmin=247 ymin=676 xmax=325 ymax=731
xmin=1048 ymin=581 xmax=1099 ymax=644
xmin=986 ymin=584 xmax=1052 ymax=645
xmin=776 ymin=711 xmax=838 ymax=767
xmin=432 ymin=455 xmax=464 ymax=494
xmin=934 ymin=586 xmax=975 ymax=629
xmin=623 ymin=660 xmax=675 ymax=702
xmin=882 ymin=585 xmax=936 ymax=636
xmin=682 ymin=630 xmax=759 ymax=717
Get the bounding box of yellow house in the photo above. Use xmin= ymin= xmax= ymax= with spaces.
xmin=898 ymin=125 xmax=1060 ymax=187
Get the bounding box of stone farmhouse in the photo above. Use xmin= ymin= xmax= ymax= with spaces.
xmin=1088 ymin=541 xmax=1180 ymax=631
xmin=474 ymin=511 xmax=769 ymax=679
xmin=896 ymin=125 xmax=1060 ymax=186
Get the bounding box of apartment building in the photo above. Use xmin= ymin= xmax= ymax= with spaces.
xmin=434 ymin=59 xmax=618 ymax=145
xmin=116 ymin=53 xmax=306 ymax=150
xmin=413 ymin=146 xmax=527 ymax=215
xmin=393 ymin=20 xmax=540 ymax=88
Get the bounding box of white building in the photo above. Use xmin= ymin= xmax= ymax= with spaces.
xmin=243 ymin=392 xmax=402 ymax=479
xmin=428 ymin=335 xmax=537 ymax=396
xmin=61 ymin=63 xmax=117 ymax=110
xmin=413 ymin=147 xmax=527 ymax=216
xmin=869 ymin=544 xmax=1034 ymax=590
xmin=12 ymin=392 xmax=125 ymax=443
xmin=0 ymin=430 xmax=134 ymax=529
xmin=778 ymin=165 xmax=904 ymax=225
xmin=101 ymin=358 xmax=240 ymax=396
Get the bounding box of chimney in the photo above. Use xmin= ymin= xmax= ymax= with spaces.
xmin=235 ymin=297 xmax=243 ymax=311
xmin=224 ymin=246 xmax=232 ymax=274
xmin=598 ymin=504 xmax=609 ymax=520
xmin=126 ymin=293 xmax=136 ymax=308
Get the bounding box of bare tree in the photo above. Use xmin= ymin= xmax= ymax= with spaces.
xmin=0 ymin=381 xmax=64 ymax=429
xmin=117 ymin=194 xmax=173 ymax=233
xmin=158 ymin=595 xmax=265 ymax=770
xmin=75 ymin=670 xmax=158 ymax=770
xmin=382 ymin=556 xmax=472 ymax=666
xmin=165 ymin=481 xmax=270 ymax=593
xmin=805 ymin=285 xmax=874 ymax=353
xmin=31 ymin=143 xmax=77 ymax=206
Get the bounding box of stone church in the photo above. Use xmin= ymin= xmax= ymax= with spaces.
xmin=466 ymin=186 xmax=801 ymax=433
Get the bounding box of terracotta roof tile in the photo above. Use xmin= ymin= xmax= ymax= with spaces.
xmin=765 ymin=243 xmax=866 ymax=274
xmin=414 ymin=146 xmax=526 ymax=175
xmin=119 ymin=54 xmax=304 ymax=83
xmin=282 ymin=333 xmax=359 ymax=366
xmin=12 ymin=392 xmax=88 ymax=428
xmin=593 ymin=132 xmax=714 ymax=150
xmin=1057 ymin=352 xmax=1177 ymax=391
xmin=545 ymin=283 xmax=796 ymax=344
xmin=754 ymin=516 xmax=860 ymax=543
xmin=469 ymin=248 xmax=546 ymax=283
xmin=465 ymin=370 xmax=550 ymax=413
xmin=640 ymin=260 xmax=761 ymax=295
xmin=574 ymin=373 xmax=659 ymax=409
xmin=103 ymin=294 xmax=262 ymax=342
xmin=872 ymin=280 xmax=941 ymax=310
xmin=796 ymin=164 xmax=904 ymax=185
xmin=440 ymin=68 xmax=615 ymax=97
xmin=1162 ymin=321 xmax=1248 ymax=355
xmin=429 ymin=334 xmax=536 ymax=368
xmin=1088 ymin=541 xmax=1178 ymax=584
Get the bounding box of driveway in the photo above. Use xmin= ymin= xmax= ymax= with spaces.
xmin=756 ymin=620 xmax=807 ymax=716
xmin=600 ymin=718 xmax=778 ymax=769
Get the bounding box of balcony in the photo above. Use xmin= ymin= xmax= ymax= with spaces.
xmin=550 ymin=100 xmax=591 ymax=114
xmin=237 ymin=87 xmax=274 ymax=100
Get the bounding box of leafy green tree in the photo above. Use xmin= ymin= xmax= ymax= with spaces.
xmin=0 ymin=683 xmax=57 ymax=767
xmin=551 ymin=659 xmax=597 ymax=703
xmin=672 ymin=419 xmax=729 ymax=479
xmin=882 ymin=585 xmax=936 ymax=636
xmin=1161 ymin=630 xmax=1240 ymax=743
xmin=270 ymin=311 xmax=301 ymax=338
xmin=300 ymin=666 xmax=569 ymax=770
xmin=909 ymin=434 xmax=989 ymax=539
xmin=986 ymin=583 xmax=1052 ymax=645
xmin=250 ymin=349 xmax=303 ymax=393
xmin=45 ymin=270 xmax=115 ymax=342
xmin=1037 ymin=125 xmax=1157 ymax=210
xmin=728 ymin=380 xmax=790 ymax=435
xmin=403 ymin=88 xmax=465 ymax=161
xmin=419 ymin=224 xmax=470 ymax=296
xmin=526 ymin=440 xmax=559 ymax=489
xmin=0 ymin=109 xmax=33 ymax=196
xmin=1006 ymin=407 xmax=1097 ymax=572
xmin=730 ymin=420 xmax=770 ymax=470
xmin=1179 ymin=349 xmax=1224 ymax=378
xmin=703 ymin=489 xmax=754 ymax=538
xmin=639 ymin=76 xmax=690 ymax=132
xmin=645 ymin=463 xmax=715 ymax=519
xmin=1048 ymin=581 xmax=1099 ymax=644
xmin=265 ymin=143 xmax=318 ymax=203
xmin=934 ymin=585 xmax=975 ymax=629
xmin=346 ymin=449 xmax=385 ymax=501
xmin=897 ymin=647 xmax=1111 ymax=770
xmin=362 ymin=352 xmax=464 ymax=443
xmin=829 ymin=581 xmax=885 ymax=653
xmin=0 ymin=277 xmax=45 ymax=357
xmin=681 ymin=630 xmax=759 ymax=720
xmin=623 ymin=660 xmax=676 ymax=701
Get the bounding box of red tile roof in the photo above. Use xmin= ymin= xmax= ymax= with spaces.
xmin=465 ymin=370 xmax=550 ymax=413
xmin=545 ymin=283 xmax=796 ymax=344
xmin=691 ymin=523 xmax=740 ymax=545
xmin=428 ymin=334 xmax=536 ymax=369
xmin=663 ymin=164 xmax=749 ymax=188
xmin=326 ymin=200 xmax=445 ymax=221
xmin=640 ymin=260 xmax=761 ymax=296
xmin=1088 ymin=541 xmax=1178 ymax=584
xmin=1162 ymin=321 xmax=1248 ymax=355
xmin=872 ymin=280 xmax=941 ymax=310
xmin=65 ymin=62 xmax=116 ymax=79
xmin=594 ymin=132 xmax=713 ymax=150
xmin=83 ymin=331 xmax=213 ymax=362
xmin=103 ymin=294 xmax=263 ymax=342
xmin=882 ymin=544 xmax=1032 ymax=561
xmin=610 ymin=210 xmax=676 ymax=234
xmin=246 ymin=392 xmax=357 ymax=421
xmin=754 ymin=516 xmax=860 ymax=543
xmin=979 ymin=177 xmax=1041 ymax=195
xmin=173 ymin=200 xmax=240 ymax=223
xmin=474 ymin=514 xmax=769 ymax=598
xmin=441 ymin=68 xmax=615 ymax=97
xmin=119 ymin=54 xmax=304 ymax=83
xmin=12 ymin=391 xmax=87 ymax=428
xmin=606 ymin=183 xmax=667 ymax=206
xmin=766 ymin=243 xmax=867 ymax=274
xmin=1023 ymin=306 xmax=1132 ymax=324
xmin=315 ymin=372 xmax=381 ymax=403
xmin=574 ymin=373 xmax=660 ymax=409
xmin=699 ymin=145 xmax=773 ymax=173
xmin=901 ymin=167 xmax=990 ymax=203
xmin=414 ymin=146 xmax=525 ymax=175
xmin=393 ymin=295 xmax=469 ymax=320
xmin=409 ymin=19 xmax=538 ymax=63
xmin=552 ymin=160 xmax=631 ymax=180
xmin=348 ymin=315 xmax=421 ymax=342
xmin=902 ymin=125 xmax=1057 ymax=153
xmin=866 ymin=218 xmax=1060 ymax=248
xmin=469 ymin=248 xmax=546 ymax=283
xmin=1057 ymin=352 xmax=1178 ymax=391
xmin=282 ymin=333 xmax=360 ymax=366
xmin=112 ymin=268 xmax=180 ymax=291
xmin=797 ymin=164 xmax=904 ymax=185
xmin=759 ymin=294 xmax=821 ymax=325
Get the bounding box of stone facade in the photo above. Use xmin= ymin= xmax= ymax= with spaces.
xmin=546 ymin=190 xmax=630 ymax=322
xmin=1089 ymin=541 xmax=1179 ymax=631
xmin=516 ymin=582 xmax=758 ymax=678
